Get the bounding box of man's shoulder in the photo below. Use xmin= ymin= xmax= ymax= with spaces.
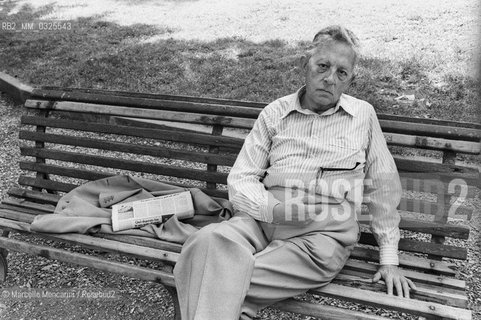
xmin=262 ymin=91 xmax=298 ymax=116
xmin=341 ymin=93 xmax=377 ymax=118
xmin=341 ymin=93 xmax=375 ymax=110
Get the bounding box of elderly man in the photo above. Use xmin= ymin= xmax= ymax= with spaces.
xmin=173 ymin=25 xmax=416 ymax=320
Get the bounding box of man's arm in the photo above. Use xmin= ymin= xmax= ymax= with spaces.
xmin=227 ymin=106 xmax=281 ymax=223
xmin=364 ymin=106 xmax=416 ymax=297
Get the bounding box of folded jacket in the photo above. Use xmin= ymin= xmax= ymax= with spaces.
xmin=31 ymin=175 xmax=233 ymax=244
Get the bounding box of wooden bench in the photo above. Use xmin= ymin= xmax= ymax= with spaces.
xmin=0 ymin=87 xmax=480 ymax=320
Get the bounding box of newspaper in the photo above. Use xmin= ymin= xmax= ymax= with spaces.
xmin=111 ymin=191 xmax=195 ymax=232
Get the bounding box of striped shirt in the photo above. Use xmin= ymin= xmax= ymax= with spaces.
xmin=227 ymin=87 xmax=402 ymax=265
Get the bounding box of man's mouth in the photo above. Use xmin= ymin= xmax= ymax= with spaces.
xmin=317 ymin=89 xmax=332 ymax=95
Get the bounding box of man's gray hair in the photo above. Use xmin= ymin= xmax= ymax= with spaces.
xmin=307 ymin=25 xmax=361 ymax=67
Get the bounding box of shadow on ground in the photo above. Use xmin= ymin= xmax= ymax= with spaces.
xmin=1 ymin=3 xmax=479 ymax=123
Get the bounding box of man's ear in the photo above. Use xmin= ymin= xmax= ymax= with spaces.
xmin=299 ymin=55 xmax=309 ymax=73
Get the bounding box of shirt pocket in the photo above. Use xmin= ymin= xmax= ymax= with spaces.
xmin=328 ymin=138 xmax=361 ymax=151
xmin=325 ymin=138 xmax=365 ymax=169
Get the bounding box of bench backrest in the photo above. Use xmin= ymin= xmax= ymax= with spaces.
xmin=19 ymin=87 xmax=481 ymax=266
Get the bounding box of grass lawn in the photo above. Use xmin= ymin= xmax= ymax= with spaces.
xmin=0 ymin=1 xmax=480 ymax=319
xmin=0 ymin=0 xmax=479 ymax=123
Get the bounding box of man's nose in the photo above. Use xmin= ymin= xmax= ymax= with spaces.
xmin=323 ymin=68 xmax=336 ymax=85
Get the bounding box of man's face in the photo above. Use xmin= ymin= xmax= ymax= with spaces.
xmin=301 ymin=40 xmax=356 ymax=113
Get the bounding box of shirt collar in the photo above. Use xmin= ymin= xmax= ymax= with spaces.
xmin=281 ymin=86 xmax=358 ymax=119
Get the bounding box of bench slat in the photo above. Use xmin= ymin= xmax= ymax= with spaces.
xmin=378 ymin=119 xmax=481 ymax=141
xmin=312 ymin=283 xmax=472 ymax=320
xmin=340 ymin=267 xmax=464 ymax=296
xmin=343 ymin=260 xmax=464 ymax=290
xmin=379 ymin=113 xmax=481 ymax=130
xmin=398 ymin=198 xmax=473 ymax=218
xmin=339 ymin=268 xmax=465 ymax=298
xmin=18 ymin=175 xmax=229 ymax=199
xmin=18 ymin=163 xmax=222 ymax=196
xmin=20 ymin=161 xmax=112 ymax=182
xmin=7 ymin=187 xmax=61 ymax=204
xmin=18 ymin=175 xmax=77 ymax=193
xmin=20 ymin=131 xmax=238 ymax=166
xmin=21 ymin=116 xmax=245 ymax=150
xmin=96 ymin=233 xmax=184 ymax=254
xmin=0 ymin=208 xmax=39 ymax=223
xmin=0 ymin=203 xmax=47 ymax=218
xmin=400 ymin=176 xmax=478 ymax=198
xmin=333 ymin=274 xmax=467 ymax=308
xmin=385 ymin=132 xmax=480 ymax=154
xmin=32 ymin=88 xmax=267 ymax=110
xmin=0 ymin=217 xmax=179 ymax=264
xmin=359 ymin=233 xmax=466 ymax=260
xmin=29 ymin=90 xmax=481 ymax=139
xmin=395 ymin=158 xmax=480 ymax=187
xmin=350 ymin=247 xmax=455 ymax=275
xmin=25 ymin=100 xmax=256 ymax=129
xmin=113 ymin=113 xmax=481 ymax=142
xmin=359 ymin=218 xmax=469 ymax=240
xmin=17 ymin=167 xmax=228 ymax=201
xmin=20 ymin=147 xmax=229 ymax=185
xmin=0 ymin=235 xmax=176 ymax=287
xmin=398 ymin=218 xmax=469 ymax=239
xmin=273 ymin=298 xmax=391 ymax=320
xmin=1 ymin=199 xmax=55 ymax=214
xmin=0 ymin=207 xmax=184 ymax=254
xmin=395 ymin=158 xmax=480 ymax=175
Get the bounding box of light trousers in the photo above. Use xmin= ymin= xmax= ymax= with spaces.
xmin=173 ymin=208 xmax=359 ymax=320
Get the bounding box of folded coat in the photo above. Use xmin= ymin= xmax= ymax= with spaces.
xmin=31 ymin=175 xmax=233 ymax=244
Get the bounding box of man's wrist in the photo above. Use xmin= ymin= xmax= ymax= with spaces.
xmin=379 ymin=245 xmax=399 ymax=265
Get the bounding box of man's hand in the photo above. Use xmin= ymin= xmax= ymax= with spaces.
xmin=272 ymin=194 xmax=322 ymax=226
xmin=372 ymin=265 xmax=417 ymax=298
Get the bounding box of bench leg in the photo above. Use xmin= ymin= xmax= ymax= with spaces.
xmin=165 ymin=286 xmax=181 ymax=320
xmin=0 ymin=230 xmax=9 ymax=282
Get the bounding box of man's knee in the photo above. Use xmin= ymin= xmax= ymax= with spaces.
xmin=185 ymin=220 xmax=246 ymax=247
xmin=183 ymin=222 xmax=225 ymax=249
xmin=182 ymin=218 xmax=266 ymax=256
xmin=175 ymin=223 xmax=228 ymax=275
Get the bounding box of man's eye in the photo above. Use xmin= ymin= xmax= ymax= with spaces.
xmin=317 ymin=64 xmax=329 ymax=72
xmin=338 ymin=70 xmax=348 ymax=80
